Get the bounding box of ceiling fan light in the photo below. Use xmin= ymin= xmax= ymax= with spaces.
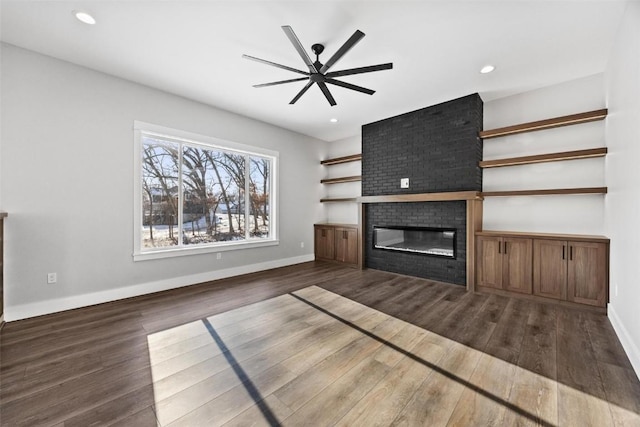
xmin=74 ymin=11 xmax=96 ymax=25
xmin=480 ymin=65 xmax=495 ymax=74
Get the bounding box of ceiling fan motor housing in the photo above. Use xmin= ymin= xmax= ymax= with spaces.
xmin=311 ymin=43 xmax=325 ymax=56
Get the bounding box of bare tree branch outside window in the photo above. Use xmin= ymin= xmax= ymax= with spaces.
xmin=141 ymin=135 xmax=271 ymax=250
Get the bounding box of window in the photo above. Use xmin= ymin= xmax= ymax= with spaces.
xmin=133 ymin=122 xmax=277 ymax=260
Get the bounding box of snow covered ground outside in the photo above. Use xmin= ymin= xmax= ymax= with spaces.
xmin=142 ymin=214 xmax=269 ymax=248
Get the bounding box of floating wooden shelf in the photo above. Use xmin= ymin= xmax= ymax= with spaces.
xmin=358 ymin=191 xmax=482 ymax=203
xmin=321 ymin=155 xmax=362 ymax=202
xmin=321 ymin=175 xmax=362 ymax=184
xmin=481 ymin=187 xmax=607 ymax=197
xmin=321 ymin=154 xmax=362 ymax=165
xmin=320 ymin=198 xmax=358 ymax=203
xmin=480 ymin=147 xmax=608 ymax=169
xmin=480 ymin=109 xmax=608 ymax=139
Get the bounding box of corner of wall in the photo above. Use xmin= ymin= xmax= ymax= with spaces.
xmin=608 ymin=304 xmax=640 ymax=380
xmin=604 ymin=0 xmax=640 ymax=381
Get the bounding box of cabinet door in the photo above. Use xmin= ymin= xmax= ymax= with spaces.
xmin=476 ymin=236 xmax=503 ymax=289
xmin=533 ymin=239 xmax=567 ymax=300
xmin=503 ymin=238 xmax=533 ymax=294
xmin=314 ymin=226 xmax=335 ymax=260
xmin=567 ymin=241 xmax=608 ymax=307
xmin=335 ymin=227 xmax=358 ymax=266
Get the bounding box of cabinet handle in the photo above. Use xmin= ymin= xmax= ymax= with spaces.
xmin=562 ymin=245 xmax=565 ymax=260
xmin=570 ymin=246 xmax=573 ymax=261
xmin=504 ymin=242 xmax=507 ymax=254
xmin=343 ymin=231 xmax=347 ymax=239
xmin=498 ymin=241 xmax=501 ymax=254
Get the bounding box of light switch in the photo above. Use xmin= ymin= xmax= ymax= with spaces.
xmin=400 ymin=178 xmax=409 ymax=188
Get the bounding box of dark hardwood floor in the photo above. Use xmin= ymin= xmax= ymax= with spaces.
xmin=1 ymin=261 xmax=639 ymax=426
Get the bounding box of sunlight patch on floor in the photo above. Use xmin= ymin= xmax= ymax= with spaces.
xmin=144 ymin=286 xmax=636 ymax=427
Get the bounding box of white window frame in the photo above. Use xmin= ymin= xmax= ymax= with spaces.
xmin=133 ymin=121 xmax=278 ymax=261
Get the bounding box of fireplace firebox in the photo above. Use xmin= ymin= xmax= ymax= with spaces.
xmin=373 ymin=226 xmax=456 ymax=259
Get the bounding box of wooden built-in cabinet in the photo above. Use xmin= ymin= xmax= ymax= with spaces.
xmin=335 ymin=226 xmax=358 ymax=265
xmin=534 ymin=239 xmax=608 ymax=307
xmin=532 ymin=239 xmax=567 ymax=300
xmin=476 ymin=235 xmax=532 ymax=294
xmin=314 ymin=224 xmax=358 ymax=267
xmin=476 ymin=108 xmax=610 ymax=311
xmin=314 ymin=225 xmax=335 ymax=260
xmin=477 ymin=230 xmax=609 ymax=311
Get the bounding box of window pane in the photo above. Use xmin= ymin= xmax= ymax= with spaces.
xmin=181 ymin=146 xmax=215 ymax=245
xmin=249 ymin=156 xmax=270 ymax=239
xmin=181 ymin=147 xmax=246 ymax=244
xmin=142 ymin=137 xmax=179 ymax=248
xmin=219 ymin=153 xmax=246 ymax=240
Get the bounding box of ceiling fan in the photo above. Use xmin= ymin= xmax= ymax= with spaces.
xmin=242 ymin=26 xmax=393 ymax=106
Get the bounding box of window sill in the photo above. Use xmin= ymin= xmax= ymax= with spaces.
xmin=133 ymin=239 xmax=279 ymax=261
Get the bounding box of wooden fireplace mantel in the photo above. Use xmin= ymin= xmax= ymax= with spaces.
xmin=357 ymin=191 xmax=483 ymax=204
xmin=357 ymin=191 xmax=483 ymax=291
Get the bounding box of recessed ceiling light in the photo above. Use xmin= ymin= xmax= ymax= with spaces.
xmin=480 ymin=65 xmax=495 ymax=74
xmin=330 ymin=118 xmax=339 ymax=123
xmin=74 ymin=11 xmax=96 ymax=25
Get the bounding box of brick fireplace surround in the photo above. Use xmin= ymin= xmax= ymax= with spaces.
xmin=359 ymin=94 xmax=484 ymax=287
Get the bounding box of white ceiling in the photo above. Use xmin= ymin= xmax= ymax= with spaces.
xmin=0 ymin=1 xmax=628 ymax=142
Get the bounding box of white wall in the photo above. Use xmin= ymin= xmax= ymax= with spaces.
xmin=604 ymin=1 xmax=640 ymax=378
xmin=0 ymin=44 xmax=326 ymax=320
xmin=483 ymin=74 xmax=606 ymax=235
xmin=324 ymin=134 xmax=361 ymax=225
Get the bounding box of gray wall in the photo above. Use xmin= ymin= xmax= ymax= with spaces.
xmin=604 ymin=1 xmax=640 ymax=379
xmin=0 ymin=44 xmax=326 ymax=320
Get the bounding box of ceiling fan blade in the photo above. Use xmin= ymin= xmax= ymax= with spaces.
xmin=325 ymin=78 xmax=375 ymax=95
xmin=317 ymin=82 xmax=337 ymax=106
xmin=326 ymin=63 xmax=393 ymax=78
xmin=319 ymin=30 xmax=365 ymax=74
xmin=290 ymin=81 xmax=314 ymax=104
xmin=282 ymin=26 xmax=318 ymax=73
xmin=253 ymin=77 xmax=309 ymax=88
xmin=242 ymin=54 xmax=309 ymax=76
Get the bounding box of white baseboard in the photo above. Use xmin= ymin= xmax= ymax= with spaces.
xmin=5 ymin=254 xmax=315 ymax=322
xmin=608 ymin=303 xmax=640 ymax=381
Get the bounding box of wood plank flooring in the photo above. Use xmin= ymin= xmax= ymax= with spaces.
xmin=1 ymin=262 xmax=639 ymax=426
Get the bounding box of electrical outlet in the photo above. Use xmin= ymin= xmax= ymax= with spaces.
xmin=400 ymin=178 xmax=409 ymax=189
xmin=47 ymin=273 xmax=57 ymax=284
xmin=216 ymin=253 xmax=222 ymax=260
xmin=300 ymin=241 xmax=305 ymax=248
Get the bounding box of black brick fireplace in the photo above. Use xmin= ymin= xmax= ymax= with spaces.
xmin=361 ymin=93 xmax=483 ymax=285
